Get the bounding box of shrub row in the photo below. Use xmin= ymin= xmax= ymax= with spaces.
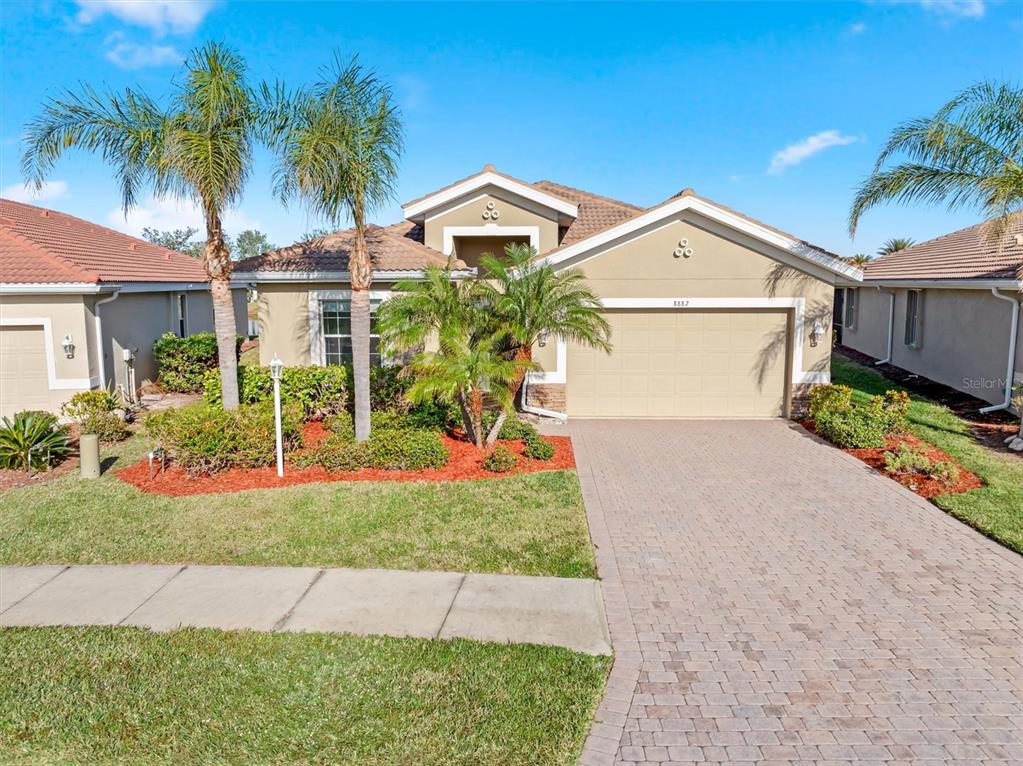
xmin=808 ymin=384 xmax=911 ymax=449
xmin=145 ymin=402 xmax=302 ymax=475
xmin=203 ymin=365 xmax=348 ymax=420
xmin=295 ymin=428 xmax=448 ymax=472
xmin=153 ymin=332 xmax=243 ymax=393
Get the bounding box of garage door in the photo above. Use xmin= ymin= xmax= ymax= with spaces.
xmin=567 ymin=309 xmax=789 ymax=418
xmin=0 ymin=326 xmax=52 ymax=418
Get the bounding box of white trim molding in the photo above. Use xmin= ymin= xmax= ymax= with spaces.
xmin=403 ymin=170 xmax=577 ymax=222
xmin=1 ymin=282 xmax=104 ymax=295
xmin=527 ymin=337 xmax=567 ymax=384
xmin=234 ymin=269 xmax=477 ymax=285
xmin=442 ymin=225 xmax=541 ymax=257
xmin=306 ymin=289 xmax=393 ymax=366
xmin=537 ymin=194 xmax=862 ymax=282
xmin=847 ymin=278 xmax=1023 ymax=291
xmin=0 ymin=317 xmax=95 ymax=390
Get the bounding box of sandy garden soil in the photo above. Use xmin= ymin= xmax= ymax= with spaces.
xmin=117 ymin=422 xmax=574 ymax=496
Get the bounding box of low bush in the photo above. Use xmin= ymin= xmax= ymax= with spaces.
xmin=867 ymin=389 xmax=911 ymax=435
xmin=0 ymin=411 xmax=72 ymax=471
xmin=368 ymin=365 xmax=414 ymax=412
xmin=204 ymin=365 xmax=348 ymax=420
xmin=483 ymin=444 xmax=518 ymax=473
xmin=498 ymin=417 xmax=538 ymax=441
xmin=296 ymin=428 xmax=448 ymax=472
xmin=883 ymin=444 xmax=960 ymax=484
xmin=145 ymin=402 xmax=302 ymax=475
xmin=808 ymin=384 xmax=852 ymax=420
xmin=523 ymin=434 xmax=556 ymax=461
xmin=61 ymin=390 xmax=130 ymax=442
xmin=814 ymin=408 xmax=887 ymax=449
xmin=154 ymin=332 xmax=242 ymax=393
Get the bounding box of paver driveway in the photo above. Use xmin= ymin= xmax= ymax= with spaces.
xmin=571 ymin=420 xmax=1023 ymax=766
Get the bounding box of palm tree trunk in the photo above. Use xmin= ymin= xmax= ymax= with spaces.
xmin=203 ymin=215 xmax=239 ymax=410
xmin=349 ymin=222 xmax=373 ymax=442
xmin=469 ymin=389 xmax=484 ymax=450
xmin=456 ymin=392 xmax=477 ymax=446
xmin=485 ymin=409 xmax=507 ymax=448
xmin=512 ymin=344 xmax=533 ymax=409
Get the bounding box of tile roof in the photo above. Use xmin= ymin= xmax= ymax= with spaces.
xmin=0 ymin=198 xmax=209 ymax=284
xmin=530 ymin=180 xmax=643 ymax=246
xmin=234 ymin=222 xmax=466 ymax=274
xmin=863 ymin=216 xmax=1023 ymax=282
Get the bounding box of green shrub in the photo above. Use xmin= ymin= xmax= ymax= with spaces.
xmin=498 ymin=417 xmax=538 ymax=441
xmin=368 ymin=365 xmax=414 ymax=412
xmin=325 ymin=411 xmax=355 ymax=438
xmin=867 ymin=389 xmax=911 ymax=435
xmin=883 ymin=443 xmax=960 ymax=484
xmin=204 ymin=365 xmax=348 ymax=420
xmin=523 ymin=434 xmax=555 ymax=461
xmin=145 ymin=402 xmax=301 ymax=475
xmin=927 ymin=460 xmax=960 ymax=484
xmin=296 ymin=428 xmax=448 ymax=472
xmin=808 ymin=384 xmax=853 ymax=420
xmin=814 ymin=408 xmax=887 ymax=449
xmin=153 ymin=332 xmax=242 ymax=392
xmin=0 ymin=411 xmax=72 ymax=471
xmin=483 ymin=444 xmax=518 ymax=473
xmin=61 ymin=390 xmax=129 ymax=442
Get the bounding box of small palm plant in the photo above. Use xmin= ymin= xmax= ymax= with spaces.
xmin=877 ymin=238 xmax=915 ymax=257
xmin=479 ymin=243 xmax=611 ymax=402
xmin=0 ymin=411 xmax=71 ymax=472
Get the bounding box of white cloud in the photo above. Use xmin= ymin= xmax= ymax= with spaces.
xmin=75 ymin=1 xmax=213 ymax=36
xmin=104 ymin=40 xmax=182 ymax=69
xmin=2 ymin=180 xmax=69 ymax=203
xmin=918 ymin=0 xmax=985 ymax=18
xmin=768 ymin=130 xmax=859 ymax=176
xmin=847 ymin=21 xmax=868 ymax=34
xmin=106 ymin=196 xmax=262 ymax=239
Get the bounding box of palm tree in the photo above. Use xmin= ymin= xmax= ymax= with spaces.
xmin=268 ymin=55 xmax=403 ymax=441
xmin=849 ymin=82 xmax=1023 ymax=246
xmin=21 ymin=43 xmax=266 ymax=409
xmin=846 ymin=253 xmax=874 ymax=266
xmin=877 ymin=238 xmax=915 ymax=257
xmin=479 ymin=243 xmax=612 ymax=404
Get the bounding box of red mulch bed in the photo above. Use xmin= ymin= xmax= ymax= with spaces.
xmin=116 ymin=422 xmax=575 ymax=497
xmin=802 ymin=420 xmax=983 ymax=500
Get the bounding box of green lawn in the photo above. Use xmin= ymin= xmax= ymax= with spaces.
xmin=832 ymin=353 xmax=1023 ymax=554
xmin=0 ymin=435 xmax=595 ymax=578
xmin=0 ymin=627 xmax=609 ymax=766
xmin=240 ymin=343 xmax=260 ymax=366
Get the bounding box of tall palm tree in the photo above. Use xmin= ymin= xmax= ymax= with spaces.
xmin=877 ymin=238 xmax=915 ymax=257
xmin=479 ymin=243 xmax=612 ymax=404
xmin=849 ymin=82 xmax=1023 ymax=247
xmin=846 ymin=253 xmax=874 ymax=266
xmin=21 ymin=43 xmax=266 ymax=409
xmin=268 ymin=56 xmax=403 ymax=441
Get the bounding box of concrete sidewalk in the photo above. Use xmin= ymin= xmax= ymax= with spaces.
xmin=0 ymin=564 xmax=611 ymax=655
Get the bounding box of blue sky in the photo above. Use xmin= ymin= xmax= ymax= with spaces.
xmin=1 ymin=1 xmax=1020 ymax=257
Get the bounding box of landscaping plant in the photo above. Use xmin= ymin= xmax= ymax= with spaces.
xmin=0 ymin=410 xmax=71 ymax=471
xmin=809 ymin=383 xmax=911 ymax=449
xmin=155 ymin=332 xmax=242 ymax=393
xmin=813 ymin=408 xmax=888 ymax=449
xmin=296 ymin=428 xmax=447 ymax=472
xmin=203 ymin=365 xmax=348 ymax=419
xmin=60 ymin=389 xmax=129 ymax=442
xmin=883 ymin=444 xmax=960 ymax=485
xmin=523 ymin=434 xmax=556 ymax=461
xmin=483 ymin=444 xmax=519 ymax=473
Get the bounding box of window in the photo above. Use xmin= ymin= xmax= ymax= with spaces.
xmin=321 ymin=298 xmax=381 ymax=366
xmin=176 ymin=294 xmax=187 ymax=337
xmin=904 ymin=290 xmax=922 ymax=347
xmin=843 ymin=287 xmax=858 ymax=329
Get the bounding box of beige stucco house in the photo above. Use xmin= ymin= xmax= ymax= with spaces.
xmin=0 ymin=198 xmax=247 ymax=418
xmin=236 ymin=166 xmax=861 ymax=419
xmin=839 ymin=219 xmax=1023 ymax=413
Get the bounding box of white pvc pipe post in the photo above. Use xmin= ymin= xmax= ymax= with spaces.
xmin=273 ymin=371 xmax=284 ymax=477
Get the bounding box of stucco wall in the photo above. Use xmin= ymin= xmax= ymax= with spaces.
xmin=840 ymin=287 xmax=891 ymax=360
xmin=451 ymin=236 xmax=528 ymax=269
xmin=423 ymin=189 xmax=560 ymax=256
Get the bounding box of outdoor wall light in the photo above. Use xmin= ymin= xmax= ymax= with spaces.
xmin=809 ymin=320 xmax=826 ymax=348
xmin=61 ymin=333 xmax=75 ymax=359
xmin=537 ymin=329 xmax=549 ymax=348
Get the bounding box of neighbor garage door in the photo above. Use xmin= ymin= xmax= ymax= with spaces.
xmin=0 ymin=326 xmax=52 ymax=418
xmin=566 ymin=309 xmax=789 ymax=418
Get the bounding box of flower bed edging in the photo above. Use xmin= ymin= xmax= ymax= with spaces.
xmin=116 ymin=434 xmax=575 ymax=496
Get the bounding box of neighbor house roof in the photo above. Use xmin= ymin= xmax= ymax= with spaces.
xmin=863 ymin=217 xmax=1023 ymax=282
xmin=0 ymin=198 xmax=209 ymax=285
xmin=234 ymin=222 xmax=468 ymax=276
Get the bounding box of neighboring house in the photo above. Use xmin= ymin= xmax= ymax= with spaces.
xmin=0 ymin=199 xmax=248 ymax=417
xmin=839 ymin=219 xmax=1023 ymax=413
xmin=236 ymin=165 xmax=860 ymax=419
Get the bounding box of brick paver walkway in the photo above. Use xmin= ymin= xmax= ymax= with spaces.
xmin=573 ymin=420 xmax=1023 ymax=766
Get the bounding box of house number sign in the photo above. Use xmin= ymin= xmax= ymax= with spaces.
xmin=673 ymin=300 xmax=691 ymax=308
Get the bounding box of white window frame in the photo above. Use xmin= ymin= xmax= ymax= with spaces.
xmin=843 ymin=287 xmax=858 ymax=329
xmin=904 ymin=289 xmax=922 ymax=348
xmin=307 ymin=290 xmax=392 ymax=366
xmin=176 ymin=293 xmax=188 ymax=338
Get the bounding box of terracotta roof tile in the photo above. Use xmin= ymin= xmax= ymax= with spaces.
xmin=863 ymin=217 xmax=1023 ymax=281
xmin=0 ymin=198 xmax=209 ymax=284
xmin=234 ymin=222 xmax=466 ymax=274
xmin=530 ymin=180 xmax=643 ymax=247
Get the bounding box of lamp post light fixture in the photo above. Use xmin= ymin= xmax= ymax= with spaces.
xmin=269 ymin=353 xmax=284 ymax=478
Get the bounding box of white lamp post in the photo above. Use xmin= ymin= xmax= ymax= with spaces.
xmin=269 ymin=353 xmax=284 ymax=477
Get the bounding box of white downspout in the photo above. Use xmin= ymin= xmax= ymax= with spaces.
xmin=875 ymin=287 xmax=896 ymax=365
xmin=979 ymin=288 xmax=1020 ymax=414
xmin=93 ymin=291 xmax=120 ymax=389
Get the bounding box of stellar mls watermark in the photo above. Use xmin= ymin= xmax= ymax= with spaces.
xmin=962 ymin=377 xmax=1007 ymax=390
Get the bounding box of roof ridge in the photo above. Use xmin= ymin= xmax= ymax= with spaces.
xmin=0 ymin=224 xmax=98 ymax=282
xmin=532 ymin=179 xmax=642 ymax=211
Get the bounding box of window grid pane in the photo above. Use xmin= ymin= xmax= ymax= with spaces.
xmin=321 ymin=298 xmax=382 ymax=367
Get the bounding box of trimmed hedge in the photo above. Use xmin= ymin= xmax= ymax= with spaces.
xmin=296 ymin=428 xmax=448 ymax=472
xmin=203 ymin=365 xmax=348 ymax=420
xmin=145 ymin=402 xmax=302 ymax=475
xmin=813 ymin=408 xmax=887 ymax=449
xmin=808 ymin=383 xmax=911 ymax=450
xmin=153 ymin=332 xmax=242 ymax=393
xmin=808 ymin=384 xmax=852 ymax=420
